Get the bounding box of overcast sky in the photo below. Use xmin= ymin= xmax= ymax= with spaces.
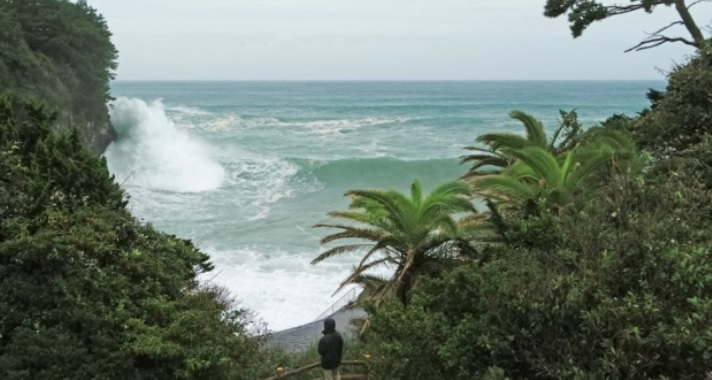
xmin=87 ymin=0 xmax=711 ymax=81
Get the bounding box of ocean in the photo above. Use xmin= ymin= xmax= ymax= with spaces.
xmin=105 ymin=80 xmax=664 ymax=331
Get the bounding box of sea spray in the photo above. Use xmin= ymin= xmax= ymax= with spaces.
xmin=105 ymin=98 xmax=225 ymax=192
xmin=202 ymin=245 xmax=363 ymax=331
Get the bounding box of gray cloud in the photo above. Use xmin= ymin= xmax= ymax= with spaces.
xmin=88 ymin=0 xmax=711 ymax=80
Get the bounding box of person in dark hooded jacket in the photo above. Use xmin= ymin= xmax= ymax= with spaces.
xmin=317 ymin=318 xmax=343 ymax=380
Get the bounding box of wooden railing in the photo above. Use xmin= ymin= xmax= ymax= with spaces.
xmin=262 ymin=360 xmax=368 ymax=380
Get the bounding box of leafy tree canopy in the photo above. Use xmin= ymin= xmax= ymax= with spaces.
xmin=0 ymin=0 xmax=118 ymax=153
xmin=544 ymin=0 xmax=709 ymax=51
xmin=0 ymin=97 xmax=266 ymax=379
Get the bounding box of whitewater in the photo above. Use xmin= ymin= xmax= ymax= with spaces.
xmin=105 ymin=81 xmax=663 ymax=331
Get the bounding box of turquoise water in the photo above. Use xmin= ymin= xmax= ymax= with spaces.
xmin=106 ymin=81 xmax=663 ymax=330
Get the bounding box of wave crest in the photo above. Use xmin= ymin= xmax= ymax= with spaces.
xmin=105 ymin=97 xmax=225 ymax=193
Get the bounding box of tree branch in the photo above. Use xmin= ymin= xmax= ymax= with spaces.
xmin=674 ymin=0 xmax=706 ymax=48
xmin=650 ymin=21 xmax=684 ymax=36
xmin=625 ymin=35 xmax=697 ymax=52
xmin=607 ymin=4 xmax=646 ymax=15
xmin=623 ymin=0 xmax=707 ymax=52
xmin=546 ymin=0 xmax=709 ymax=52
xmin=687 ymin=0 xmax=711 ymax=9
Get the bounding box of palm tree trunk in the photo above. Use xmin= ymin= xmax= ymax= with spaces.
xmin=396 ymin=270 xmax=415 ymax=305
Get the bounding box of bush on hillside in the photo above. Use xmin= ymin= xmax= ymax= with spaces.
xmin=363 ymin=170 xmax=712 ymax=379
xmin=0 ymin=97 xmax=265 ymax=379
xmin=634 ymin=46 xmax=712 ymax=157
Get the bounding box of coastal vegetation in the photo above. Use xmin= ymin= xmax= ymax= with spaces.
xmin=2 ymin=0 xmax=712 ymax=379
xmin=461 ymin=111 xmax=647 ymax=212
xmin=0 ymin=1 xmax=274 ymax=377
xmin=322 ymin=42 xmax=712 ymax=380
xmin=0 ymin=98 xmax=275 ymax=379
xmin=310 ymin=6 xmax=712 ymax=379
xmin=0 ymin=0 xmax=117 ymax=153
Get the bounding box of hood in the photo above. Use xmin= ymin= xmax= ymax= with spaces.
xmin=322 ymin=318 xmax=336 ymax=334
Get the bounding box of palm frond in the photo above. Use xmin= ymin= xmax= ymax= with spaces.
xmin=323 ymin=211 xmax=380 ymax=226
xmin=473 ymin=175 xmax=541 ymax=203
xmin=509 ymin=110 xmax=548 ymax=148
xmin=564 ymin=150 xmax=614 ymax=190
xmin=505 ymin=146 xmax=563 ymax=188
xmin=319 ymin=229 xmax=387 ymax=245
xmin=311 ymin=244 xmax=367 ymax=264
xmin=353 ymin=238 xmax=402 ymax=274
xmin=429 ymin=180 xmax=472 ymax=198
xmin=335 ymin=257 xmax=396 ymax=296
xmin=461 ymin=145 xmax=502 ymax=154
xmin=419 ymin=183 xmax=474 ymax=221
xmin=476 ymin=132 xmax=531 ymax=151
xmin=346 ymin=189 xmax=410 ymax=231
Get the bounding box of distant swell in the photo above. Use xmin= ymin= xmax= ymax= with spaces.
xmin=105 ymin=97 xmax=225 ymax=193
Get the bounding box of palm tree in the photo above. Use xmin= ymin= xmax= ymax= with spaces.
xmin=311 ymin=179 xmax=477 ymax=305
xmin=472 ymin=130 xmax=648 ymax=211
xmin=472 ymin=146 xmax=606 ymax=210
xmin=461 ymin=110 xmax=582 ymax=179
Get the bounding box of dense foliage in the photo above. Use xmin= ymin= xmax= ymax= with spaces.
xmin=635 ymin=46 xmax=712 ymax=155
xmin=4 ymin=1 xmax=712 ymax=378
xmin=0 ymin=98 xmax=267 ymax=379
xmin=363 ymin=171 xmax=712 ymax=379
xmin=354 ymin=46 xmax=712 ymax=380
xmin=0 ymin=0 xmax=117 ymax=153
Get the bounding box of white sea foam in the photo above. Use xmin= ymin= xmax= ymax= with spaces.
xmin=105 ymin=97 xmax=225 ymax=193
xmin=293 ymin=117 xmax=410 ymax=136
xmin=200 ymin=115 xmax=240 ymax=131
xmin=167 ymin=105 xmax=210 ymax=116
xmin=222 ymin=157 xmax=302 ymax=220
xmin=189 ymin=115 xmax=410 ymax=135
xmin=201 ymin=245 xmax=366 ymax=331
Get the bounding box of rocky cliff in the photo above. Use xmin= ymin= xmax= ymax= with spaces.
xmin=0 ymin=0 xmax=118 ymax=154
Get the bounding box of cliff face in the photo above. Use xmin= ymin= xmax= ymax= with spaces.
xmin=0 ymin=0 xmax=118 ymax=154
xmin=67 ymin=113 xmax=117 ymax=155
xmin=89 ymin=120 xmax=118 ymax=155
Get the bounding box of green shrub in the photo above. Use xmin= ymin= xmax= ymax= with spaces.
xmin=363 ymin=171 xmax=712 ymax=379
xmin=0 ymin=97 xmax=265 ymax=379
xmin=634 ymin=47 xmax=712 ymax=156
